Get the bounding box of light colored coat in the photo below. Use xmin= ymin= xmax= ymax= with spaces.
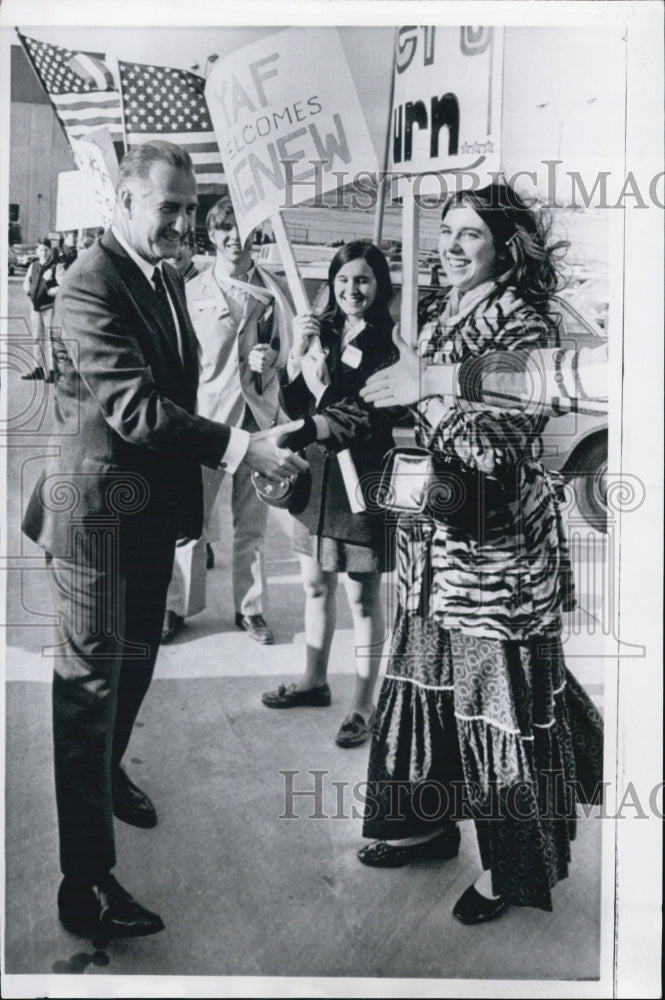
xmin=185 ymin=263 xmax=293 ymax=431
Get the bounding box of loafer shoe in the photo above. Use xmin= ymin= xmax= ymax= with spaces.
xmin=161 ymin=610 xmax=184 ymax=644
xmin=335 ymin=709 xmax=376 ymax=748
xmin=357 ymin=824 xmax=461 ymax=868
xmin=58 ymin=874 xmax=164 ymax=938
xmin=112 ymin=766 xmax=157 ymax=828
xmin=452 ymin=884 xmax=510 ymax=925
xmin=235 ymin=613 xmax=274 ymax=645
xmin=262 ymin=682 xmax=331 ymax=709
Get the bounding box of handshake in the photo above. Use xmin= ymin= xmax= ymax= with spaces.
xmin=243 ymin=419 xmax=314 ymax=483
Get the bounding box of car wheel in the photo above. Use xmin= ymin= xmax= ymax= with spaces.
xmin=571 ymin=436 xmax=608 ymax=532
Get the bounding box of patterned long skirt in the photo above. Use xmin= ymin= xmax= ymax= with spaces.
xmin=362 ymin=607 xmax=604 ymax=911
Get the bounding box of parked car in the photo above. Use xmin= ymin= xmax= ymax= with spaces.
xmin=260 ymin=249 xmax=609 ymax=532
xmin=12 ymin=244 xmax=37 ymax=270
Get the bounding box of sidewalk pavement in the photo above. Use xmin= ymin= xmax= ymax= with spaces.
xmin=2 ymin=340 xmax=605 ymax=985
xmin=4 ymin=479 xmax=605 ymax=983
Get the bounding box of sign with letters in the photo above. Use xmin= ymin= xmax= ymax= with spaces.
xmin=389 ymin=26 xmax=503 ymax=184
xmin=68 ymin=130 xmax=119 ymax=227
xmin=205 ymin=28 xmax=378 ymax=240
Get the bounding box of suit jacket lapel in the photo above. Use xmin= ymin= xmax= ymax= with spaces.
xmin=100 ymin=231 xmax=184 ymax=372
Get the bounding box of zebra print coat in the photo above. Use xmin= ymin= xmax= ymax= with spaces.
xmin=398 ymin=283 xmax=575 ymax=641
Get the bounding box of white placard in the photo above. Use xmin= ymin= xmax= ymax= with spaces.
xmin=389 ymin=25 xmax=503 ymax=185
xmin=205 ymin=27 xmax=378 ymax=241
xmin=69 ymin=131 xmax=118 ymax=228
xmin=55 ymin=170 xmax=106 ymax=230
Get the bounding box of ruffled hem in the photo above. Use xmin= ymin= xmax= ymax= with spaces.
xmin=362 ymin=611 xmax=603 ymax=910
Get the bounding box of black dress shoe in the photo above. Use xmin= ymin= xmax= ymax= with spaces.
xmin=161 ymin=610 xmax=184 ymax=643
xmin=235 ymin=612 xmax=274 ymax=644
xmin=58 ymin=874 xmax=164 ymax=938
xmin=21 ymin=366 xmax=44 ymax=380
xmin=452 ymin=883 xmax=510 ymax=925
xmin=112 ymin=766 xmax=157 ymax=828
xmin=262 ymin=681 xmax=331 ymax=708
xmin=357 ymin=824 xmax=461 ymax=868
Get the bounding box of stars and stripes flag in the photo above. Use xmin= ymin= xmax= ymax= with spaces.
xmin=118 ymin=60 xmax=225 ymax=190
xmin=18 ymin=32 xmax=124 ymax=148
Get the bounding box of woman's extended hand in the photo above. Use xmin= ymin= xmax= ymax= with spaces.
xmin=360 ymin=325 xmax=423 ymax=407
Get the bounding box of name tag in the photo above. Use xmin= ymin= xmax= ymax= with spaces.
xmin=341 ymin=344 xmax=363 ymax=368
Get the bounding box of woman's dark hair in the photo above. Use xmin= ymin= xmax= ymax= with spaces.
xmin=320 ymin=240 xmax=394 ymax=328
xmin=440 ymin=182 xmax=567 ymax=307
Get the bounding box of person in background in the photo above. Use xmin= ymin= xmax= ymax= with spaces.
xmin=172 ymin=230 xmax=199 ymax=283
xmin=262 ymin=240 xmax=403 ymax=748
xmin=161 ymin=196 xmax=294 ymax=645
xmin=22 ymin=236 xmax=58 ymax=382
xmin=356 ymin=183 xmax=603 ymax=924
xmin=55 ymin=232 xmax=79 ymax=285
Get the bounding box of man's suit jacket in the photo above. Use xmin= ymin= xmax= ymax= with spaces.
xmin=22 ymin=229 xmax=232 ymax=558
xmin=186 ymin=263 xmax=292 ymax=431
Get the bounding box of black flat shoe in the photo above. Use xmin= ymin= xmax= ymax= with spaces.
xmin=357 ymin=825 xmax=461 ymax=868
xmin=262 ymin=681 xmax=331 ymax=708
xmin=112 ymin=766 xmax=157 ymax=828
xmin=335 ymin=708 xmax=375 ymax=748
xmin=58 ymin=875 xmax=164 ymax=938
xmin=21 ymin=366 xmax=44 ymax=380
xmin=452 ymin=884 xmax=510 ymax=925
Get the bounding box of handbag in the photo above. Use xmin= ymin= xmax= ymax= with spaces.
xmin=251 ymin=466 xmax=311 ymax=515
xmin=376 ymin=446 xmax=513 ymax=534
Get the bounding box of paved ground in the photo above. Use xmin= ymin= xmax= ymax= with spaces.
xmin=2 ymin=278 xmax=607 ymax=989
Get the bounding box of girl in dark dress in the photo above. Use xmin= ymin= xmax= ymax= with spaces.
xmin=262 ymin=241 xmax=402 ymax=747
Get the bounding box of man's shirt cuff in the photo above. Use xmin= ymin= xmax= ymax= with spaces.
xmin=219 ymin=427 xmax=250 ymax=473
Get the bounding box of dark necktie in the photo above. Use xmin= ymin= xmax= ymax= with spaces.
xmin=152 ymin=266 xmax=181 ymax=359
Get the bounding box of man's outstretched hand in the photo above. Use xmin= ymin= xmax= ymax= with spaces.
xmin=244 ymin=420 xmax=310 ymax=482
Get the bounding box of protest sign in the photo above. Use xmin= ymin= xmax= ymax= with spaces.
xmin=205 ymin=27 xmax=378 ymax=242
xmin=56 ymin=170 xmax=105 ymax=230
xmin=387 ymin=26 xmax=504 ymax=344
xmin=389 ymin=25 xmax=503 ymax=185
xmin=68 ymin=129 xmax=119 ymax=227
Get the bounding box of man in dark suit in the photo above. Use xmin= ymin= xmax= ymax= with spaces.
xmin=22 ymin=140 xmax=306 ymax=939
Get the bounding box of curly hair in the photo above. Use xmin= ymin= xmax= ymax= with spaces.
xmin=440 ymin=182 xmax=568 ymax=307
xmin=319 ymin=240 xmax=394 ymax=330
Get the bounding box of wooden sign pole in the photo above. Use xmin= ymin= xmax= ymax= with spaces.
xmin=400 ymin=189 xmax=420 ymax=348
xmin=270 ymin=211 xmax=310 ymax=314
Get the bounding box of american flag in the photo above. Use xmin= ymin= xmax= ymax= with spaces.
xmin=118 ymin=60 xmax=225 ymax=190
xmin=18 ymin=32 xmax=124 ymax=147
